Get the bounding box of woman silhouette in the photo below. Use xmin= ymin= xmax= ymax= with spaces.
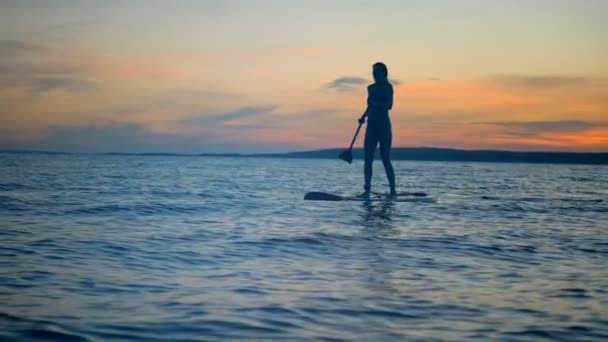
xmin=358 ymin=62 xmax=396 ymax=198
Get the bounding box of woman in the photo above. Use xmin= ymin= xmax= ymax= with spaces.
xmin=358 ymin=62 xmax=396 ymax=198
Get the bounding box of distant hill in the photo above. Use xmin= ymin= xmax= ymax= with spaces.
xmin=2 ymin=147 xmax=607 ymax=164
xmin=251 ymin=147 xmax=608 ymax=165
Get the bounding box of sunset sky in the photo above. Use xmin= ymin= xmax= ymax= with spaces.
xmin=1 ymin=0 xmax=606 ymax=153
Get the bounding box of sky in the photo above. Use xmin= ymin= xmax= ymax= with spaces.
xmin=0 ymin=0 xmax=607 ymax=153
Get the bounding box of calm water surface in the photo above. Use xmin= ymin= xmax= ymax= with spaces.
xmin=1 ymin=154 xmax=607 ymax=341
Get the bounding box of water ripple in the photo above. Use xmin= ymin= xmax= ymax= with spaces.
xmin=1 ymin=155 xmax=607 ymax=340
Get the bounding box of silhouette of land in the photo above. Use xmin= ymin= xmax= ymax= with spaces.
xmin=2 ymin=147 xmax=607 ymax=164
xmin=258 ymin=147 xmax=608 ymax=165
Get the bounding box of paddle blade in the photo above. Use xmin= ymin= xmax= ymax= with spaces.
xmin=338 ymin=149 xmax=353 ymax=164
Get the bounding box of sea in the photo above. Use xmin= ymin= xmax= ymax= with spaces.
xmin=1 ymin=153 xmax=607 ymax=341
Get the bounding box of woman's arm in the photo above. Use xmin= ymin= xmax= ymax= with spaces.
xmin=359 ymin=107 xmax=369 ymax=124
xmin=359 ymin=86 xmax=373 ymax=124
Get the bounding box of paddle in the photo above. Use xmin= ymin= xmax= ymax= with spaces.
xmin=338 ymin=117 xmax=364 ymax=164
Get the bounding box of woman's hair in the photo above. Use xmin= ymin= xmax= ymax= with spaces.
xmin=373 ymin=62 xmax=388 ymax=82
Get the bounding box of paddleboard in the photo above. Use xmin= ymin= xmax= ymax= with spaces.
xmin=304 ymin=191 xmax=434 ymax=202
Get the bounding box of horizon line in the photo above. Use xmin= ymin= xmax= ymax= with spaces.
xmin=2 ymin=146 xmax=608 ymax=155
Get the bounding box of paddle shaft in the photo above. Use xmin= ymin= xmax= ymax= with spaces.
xmin=348 ymin=122 xmax=363 ymax=150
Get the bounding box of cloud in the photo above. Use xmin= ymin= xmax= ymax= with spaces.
xmin=26 ymin=122 xmax=210 ymax=153
xmin=326 ymin=76 xmax=401 ymax=91
xmin=176 ymin=105 xmax=337 ymax=132
xmin=44 ymin=123 xmax=144 ymax=149
xmin=491 ymin=120 xmax=605 ymax=137
xmin=181 ymin=105 xmax=278 ymax=126
xmin=18 ymin=122 xmax=306 ymax=154
xmin=0 ymin=39 xmax=43 ymax=55
xmin=180 ymin=105 xmax=340 ymax=132
xmin=491 ymin=75 xmax=604 ymax=89
xmin=0 ymin=39 xmax=96 ymax=94
xmin=0 ymin=38 xmax=213 ymax=94
xmin=223 ymin=108 xmax=338 ymax=130
xmin=0 ymin=70 xmax=97 ymax=94
xmin=24 ymin=76 xmax=96 ymax=93
xmin=27 ymin=21 xmax=94 ymax=36
xmin=171 ymin=89 xmax=245 ymax=102
xmin=326 ymin=76 xmax=368 ymax=91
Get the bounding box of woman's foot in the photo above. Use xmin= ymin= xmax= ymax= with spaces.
xmin=356 ymin=191 xmax=371 ymax=199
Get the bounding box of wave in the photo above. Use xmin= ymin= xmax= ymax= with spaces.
xmin=64 ymin=203 xmax=205 ymax=216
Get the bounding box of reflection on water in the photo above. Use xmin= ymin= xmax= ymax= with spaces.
xmin=361 ymin=198 xmax=395 ymax=225
xmin=360 ymin=199 xmax=400 ymax=298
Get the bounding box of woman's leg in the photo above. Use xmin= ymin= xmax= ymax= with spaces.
xmin=379 ymin=120 xmax=396 ymax=194
xmin=364 ymin=126 xmax=379 ymax=193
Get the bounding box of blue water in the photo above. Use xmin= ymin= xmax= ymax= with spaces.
xmin=1 ymin=154 xmax=607 ymax=341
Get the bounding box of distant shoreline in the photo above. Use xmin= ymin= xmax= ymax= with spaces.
xmin=2 ymin=147 xmax=608 ymax=165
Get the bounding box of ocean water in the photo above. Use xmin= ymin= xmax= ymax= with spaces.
xmin=1 ymin=153 xmax=607 ymax=341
